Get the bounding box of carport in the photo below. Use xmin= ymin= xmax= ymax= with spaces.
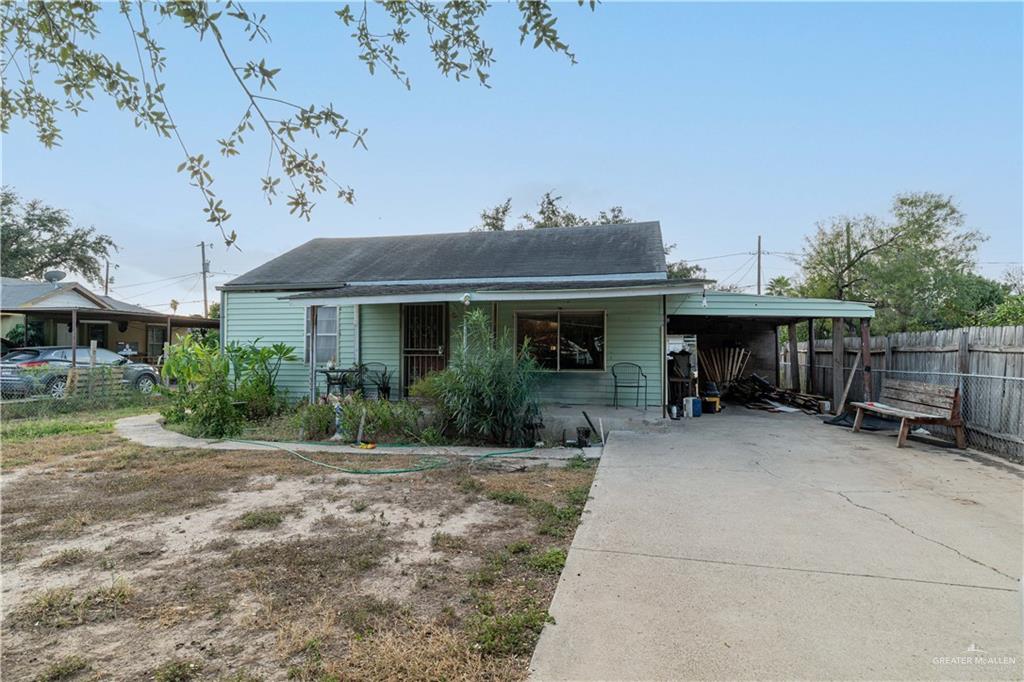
xmin=664 ymin=291 xmax=875 ymax=413
xmin=0 ymin=306 xmax=219 ymax=367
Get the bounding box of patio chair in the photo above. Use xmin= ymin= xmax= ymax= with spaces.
xmin=361 ymin=362 xmax=389 ymax=399
xmin=611 ymin=362 xmax=648 ymax=410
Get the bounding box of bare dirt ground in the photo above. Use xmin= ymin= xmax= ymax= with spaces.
xmin=1 ymin=417 xmax=595 ymax=681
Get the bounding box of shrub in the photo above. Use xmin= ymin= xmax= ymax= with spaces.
xmin=188 ymin=371 xmax=242 ymax=438
xmin=411 ymin=309 xmax=541 ymax=446
xmin=293 ymin=402 xmax=336 ymax=440
xmin=160 ymin=334 xmax=295 ymax=437
xmin=335 ymin=393 xmax=421 ymax=443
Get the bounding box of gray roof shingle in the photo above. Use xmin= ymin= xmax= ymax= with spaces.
xmin=222 ymin=222 xmax=667 ymax=290
xmin=285 ymin=278 xmax=702 ymax=300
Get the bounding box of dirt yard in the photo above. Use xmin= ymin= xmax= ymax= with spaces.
xmin=0 ymin=413 xmax=595 ymax=681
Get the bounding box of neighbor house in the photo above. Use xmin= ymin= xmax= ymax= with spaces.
xmin=219 ymin=222 xmax=873 ymax=412
xmin=1 ymin=276 xmax=219 ymax=363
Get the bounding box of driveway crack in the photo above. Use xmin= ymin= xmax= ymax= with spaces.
xmin=834 ymin=490 xmax=1018 ymax=583
xmin=753 ymin=459 xmax=1017 ymax=584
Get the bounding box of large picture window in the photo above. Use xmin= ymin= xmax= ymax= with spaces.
xmin=305 ymin=306 xmax=338 ymax=364
xmin=515 ymin=310 xmax=605 ymax=371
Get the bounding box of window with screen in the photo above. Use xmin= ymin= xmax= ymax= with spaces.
xmin=305 ymin=306 xmax=338 ymax=364
xmin=515 ymin=310 xmax=605 ymax=371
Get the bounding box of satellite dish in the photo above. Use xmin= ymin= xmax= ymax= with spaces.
xmin=43 ymin=270 xmax=67 ymax=284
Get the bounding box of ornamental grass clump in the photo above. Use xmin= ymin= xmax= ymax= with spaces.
xmin=414 ymin=310 xmax=541 ymax=447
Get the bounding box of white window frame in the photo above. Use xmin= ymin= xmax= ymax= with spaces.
xmin=513 ymin=309 xmax=607 ymax=372
xmin=305 ymin=305 xmax=339 ymax=364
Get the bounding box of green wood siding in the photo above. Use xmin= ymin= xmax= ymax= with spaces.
xmin=666 ymin=292 xmax=874 ymax=319
xmin=360 ymin=303 xmax=401 ymax=385
xmin=225 ymin=292 xmax=664 ymax=406
xmin=222 ymin=291 xmax=312 ymax=400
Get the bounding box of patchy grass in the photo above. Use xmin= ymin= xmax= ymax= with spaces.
xmin=39 ymin=548 xmax=93 ymax=569
xmin=431 ymin=531 xmax=467 ymax=552
xmin=1 ymin=409 xmax=595 ymax=680
xmin=1 ymin=418 xmax=113 ymax=442
xmin=527 ymin=548 xmax=567 ymax=573
xmin=34 ymin=655 xmax=90 ymax=681
xmin=17 ymin=579 xmax=132 ymax=629
xmin=469 ymin=601 xmax=554 ymax=656
xmin=232 ymin=507 xmax=287 ymax=530
xmin=151 ymin=659 xmax=203 ymax=682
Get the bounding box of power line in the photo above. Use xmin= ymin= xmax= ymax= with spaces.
xmin=114 ymin=272 xmax=200 ymax=288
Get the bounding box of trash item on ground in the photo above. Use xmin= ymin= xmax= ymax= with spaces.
xmin=702 ymin=396 xmax=722 ymax=414
xmin=823 ymin=412 xmax=897 ymax=431
xmin=726 ymin=374 xmax=825 ymax=414
xmin=582 ymin=411 xmax=602 ymax=444
xmin=698 ymin=347 xmax=751 ymax=389
xmin=669 ymin=403 xmax=681 ymax=420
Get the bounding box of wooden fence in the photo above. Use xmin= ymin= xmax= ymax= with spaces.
xmin=780 ymin=325 xmax=1024 ymax=460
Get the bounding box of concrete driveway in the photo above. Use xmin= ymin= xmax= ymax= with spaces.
xmin=530 ymin=411 xmax=1022 ymax=680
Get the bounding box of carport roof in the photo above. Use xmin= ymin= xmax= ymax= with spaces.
xmin=667 ymin=291 xmax=874 ymax=320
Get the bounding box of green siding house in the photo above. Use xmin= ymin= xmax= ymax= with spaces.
xmin=219 ymin=222 xmax=872 ymax=411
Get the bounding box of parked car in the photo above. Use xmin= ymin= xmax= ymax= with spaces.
xmin=0 ymin=346 xmax=160 ymax=399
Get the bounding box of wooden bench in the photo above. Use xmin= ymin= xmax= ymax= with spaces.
xmin=850 ymin=379 xmax=966 ymax=449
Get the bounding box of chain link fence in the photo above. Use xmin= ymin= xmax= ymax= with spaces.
xmin=0 ymin=367 xmax=161 ymax=421
xmin=780 ymin=361 xmax=1024 ymax=461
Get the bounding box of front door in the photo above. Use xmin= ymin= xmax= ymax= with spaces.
xmin=402 ymin=303 xmax=447 ymax=394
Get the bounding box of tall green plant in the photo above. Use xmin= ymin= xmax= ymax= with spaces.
xmin=421 ymin=309 xmax=541 ymax=446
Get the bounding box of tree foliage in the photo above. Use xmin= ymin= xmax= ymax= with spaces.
xmin=765 ymin=275 xmax=794 ymax=296
xmin=666 ymin=260 xmax=707 ymax=280
xmin=474 ymin=191 xmax=633 ymax=231
xmin=2 ymin=1 xmax=595 ymax=246
xmin=0 ymin=187 xmax=117 ymax=284
xmin=799 ymin=192 xmax=999 ymax=333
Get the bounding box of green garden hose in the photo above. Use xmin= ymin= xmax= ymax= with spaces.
xmin=224 ymin=437 xmax=542 ymax=476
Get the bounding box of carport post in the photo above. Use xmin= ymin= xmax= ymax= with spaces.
xmin=831 ymin=317 xmax=844 ymax=414
xmin=860 ymin=318 xmax=872 ymax=400
xmin=807 ymin=318 xmax=816 ymax=394
xmin=787 ymin=321 xmax=800 ymax=392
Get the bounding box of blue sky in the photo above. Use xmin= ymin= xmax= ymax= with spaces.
xmin=4 ymin=1 xmax=1022 ymax=314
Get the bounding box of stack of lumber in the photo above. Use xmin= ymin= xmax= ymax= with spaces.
xmin=698 ymin=347 xmax=750 ymax=387
xmin=726 ymin=374 xmax=825 ymax=414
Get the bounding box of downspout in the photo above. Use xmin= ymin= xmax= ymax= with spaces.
xmin=661 ymin=295 xmax=667 ymax=419
xmin=219 ymin=290 xmax=226 ymax=350
xmin=308 ymin=305 xmax=318 ymax=404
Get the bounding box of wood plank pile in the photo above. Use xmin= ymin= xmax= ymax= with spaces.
xmin=698 ymin=347 xmax=751 ymax=388
xmin=725 ymin=374 xmax=825 ymax=414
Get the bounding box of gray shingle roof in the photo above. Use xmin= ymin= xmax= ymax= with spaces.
xmin=1 ymin=277 xmax=159 ymax=314
xmin=222 ymin=222 xmax=667 ymax=290
xmin=286 ymin=277 xmax=702 ymax=300
xmin=0 ymin=277 xmax=61 ymax=308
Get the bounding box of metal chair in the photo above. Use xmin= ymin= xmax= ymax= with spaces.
xmin=611 ymin=362 xmax=648 ymax=410
xmin=361 ymin=362 xmax=390 ymax=399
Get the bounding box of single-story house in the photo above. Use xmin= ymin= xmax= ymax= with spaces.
xmin=219 ymin=222 xmax=873 ymax=413
xmin=1 ymin=276 xmax=219 ymax=364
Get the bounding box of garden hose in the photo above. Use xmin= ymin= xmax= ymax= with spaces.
xmin=223 ymin=437 xmax=543 ymax=476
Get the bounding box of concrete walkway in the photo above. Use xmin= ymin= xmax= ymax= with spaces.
xmin=115 ymin=413 xmax=598 ymax=462
xmin=530 ymin=411 xmax=1023 ymax=680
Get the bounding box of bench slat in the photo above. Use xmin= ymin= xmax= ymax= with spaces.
xmin=880 ymin=397 xmax=951 ymax=417
xmin=850 ymin=402 xmax=941 ymax=420
xmin=884 ymin=379 xmax=956 ymax=398
xmin=880 ymin=387 xmax=955 ymax=411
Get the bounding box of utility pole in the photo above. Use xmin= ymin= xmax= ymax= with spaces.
xmin=103 ymin=260 xmax=117 ymax=296
xmin=756 ymin=235 xmax=763 ymax=295
xmin=196 ymin=241 xmax=211 ymax=317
